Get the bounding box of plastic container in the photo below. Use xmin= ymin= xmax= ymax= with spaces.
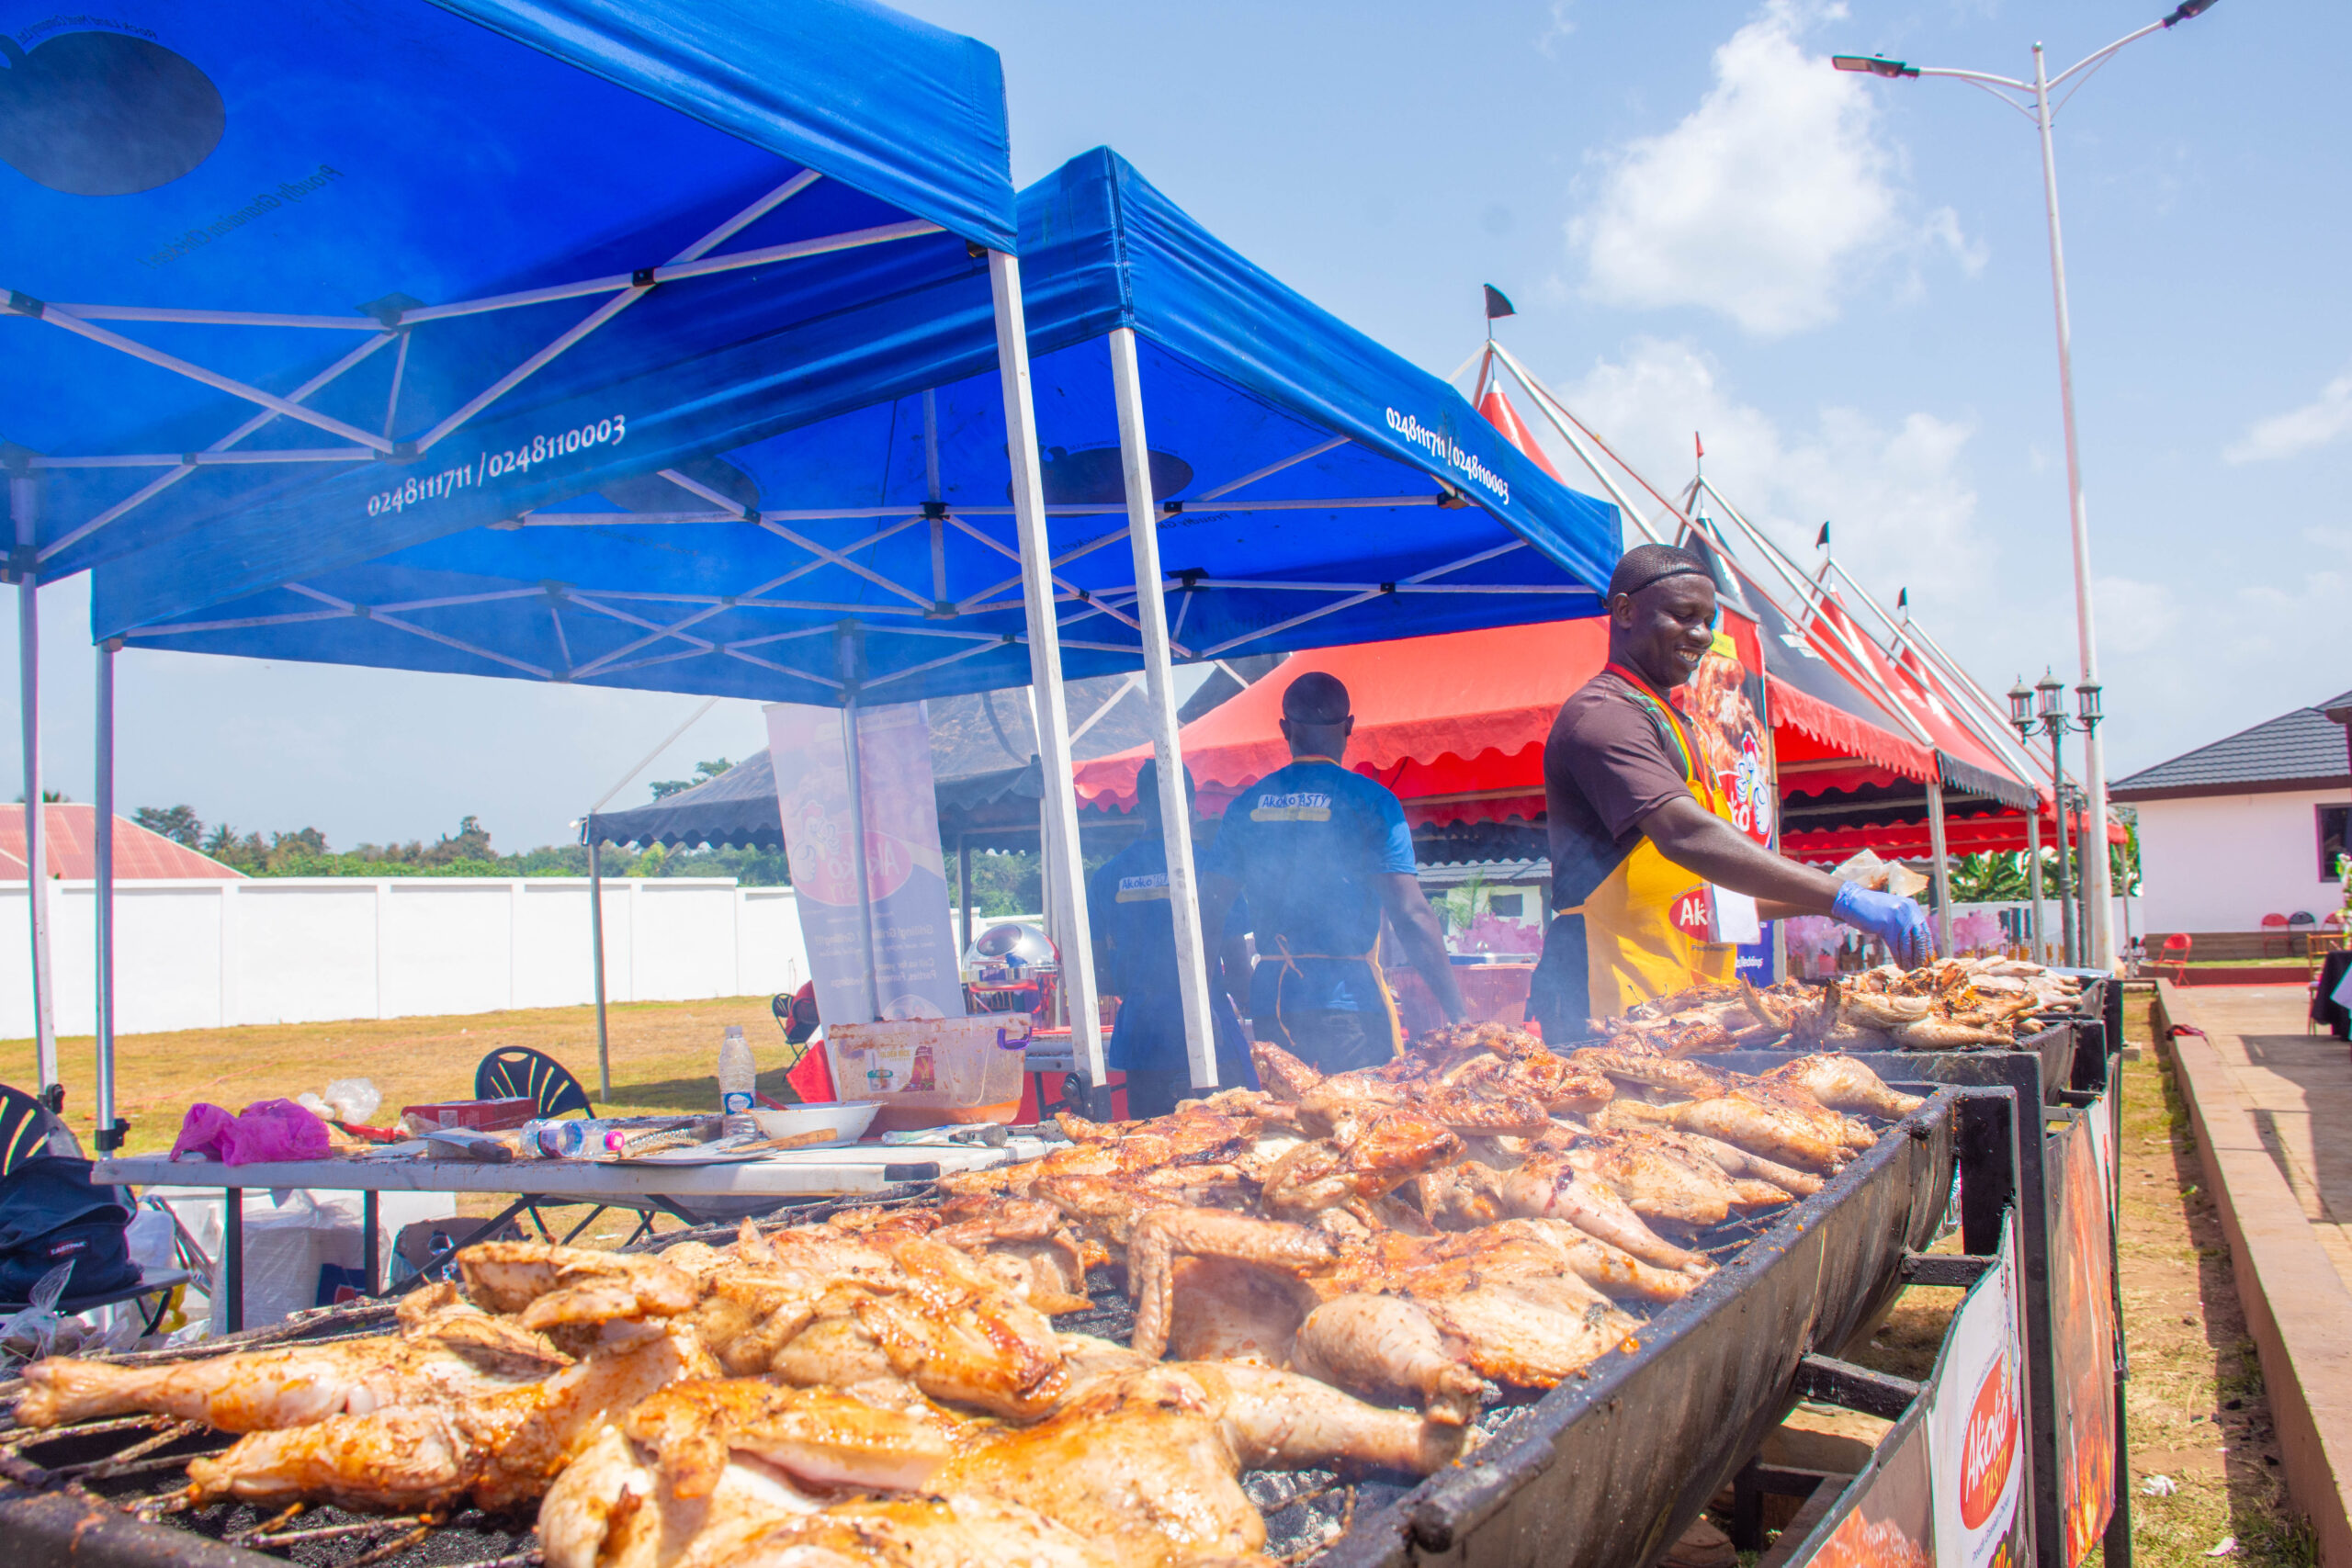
xmin=718 ymin=1024 xmax=757 ymax=1135
xmin=823 ymin=1015 xmax=1033 ymax=1133
xmin=746 ymin=1102 xmax=879 ymax=1145
xmin=397 ymin=1098 xmax=537 ymax=1135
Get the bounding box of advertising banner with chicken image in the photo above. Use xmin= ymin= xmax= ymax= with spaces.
xmin=1671 ymin=611 xmax=1778 ymax=976
xmin=1928 ymin=1212 xmax=2031 ymax=1568
xmin=2050 ymin=1110 xmax=2120 ymax=1565
xmin=765 ymin=701 xmax=965 ymax=1025
xmin=1788 ymin=1411 xmax=1936 ymax=1568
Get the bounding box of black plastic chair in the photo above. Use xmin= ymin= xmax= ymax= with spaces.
xmin=474 ymin=1047 xmax=594 ymax=1119
xmin=468 ymin=1049 xmax=662 ymax=1247
xmin=0 ymin=1082 xmax=54 ymax=1178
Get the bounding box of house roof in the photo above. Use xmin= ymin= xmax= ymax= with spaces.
xmin=2111 ymin=692 xmax=2352 ymax=801
xmin=0 ymin=807 xmax=243 ymax=881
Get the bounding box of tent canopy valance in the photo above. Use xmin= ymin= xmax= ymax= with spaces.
xmin=4 ymin=0 xmax=1018 ymax=587
xmin=89 ymin=149 xmax=1621 ymax=707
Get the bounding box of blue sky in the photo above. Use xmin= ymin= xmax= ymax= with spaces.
xmin=6 ymin=0 xmax=2345 ymax=852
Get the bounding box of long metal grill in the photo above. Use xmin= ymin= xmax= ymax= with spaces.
xmin=0 ymin=1086 xmax=1966 ymax=1568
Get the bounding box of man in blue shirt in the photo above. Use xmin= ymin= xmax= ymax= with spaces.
xmin=1087 ymin=760 xmax=1255 ymax=1119
xmin=1200 ymin=672 xmax=1465 ymax=1073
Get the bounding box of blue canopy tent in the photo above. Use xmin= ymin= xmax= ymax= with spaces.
xmin=92 ymin=148 xmax=1623 ymax=1089
xmin=1 ymin=0 xmax=1056 ymax=1125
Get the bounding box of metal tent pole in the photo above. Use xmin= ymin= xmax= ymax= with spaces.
xmin=989 ymin=250 xmax=1105 ymax=1089
xmin=11 ymin=471 xmax=56 ymax=1093
xmin=957 ymin=835 xmax=974 ymax=961
xmin=2026 ymin=804 xmax=2047 ymax=963
xmin=587 ymin=835 xmax=610 ymax=1100
xmin=1109 ymin=327 xmax=1216 ymax=1089
xmin=94 ymin=639 xmax=121 ymax=1148
xmin=840 ymin=691 xmax=882 ymax=1022
xmin=1925 ymin=779 xmax=1954 ymax=956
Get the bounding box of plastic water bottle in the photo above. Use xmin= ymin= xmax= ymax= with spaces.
xmin=718 ymin=1025 xmax=757 ymax=1134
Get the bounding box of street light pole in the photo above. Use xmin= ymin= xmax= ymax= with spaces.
xmin=1835 ymin=2 xmax=2221 ymax=972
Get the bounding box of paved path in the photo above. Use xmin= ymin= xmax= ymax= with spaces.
xmin=2182 ymin=985 xmax=2352 ymax=1296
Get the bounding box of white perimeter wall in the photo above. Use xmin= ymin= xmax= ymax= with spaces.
xmin=0 ymin=877 xmax=806 ymax=1041
xmin=2132 ymin=788 xmax=2350 ymax=933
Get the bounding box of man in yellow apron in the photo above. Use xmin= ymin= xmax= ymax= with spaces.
xmin=1528 ymin=544 xmax=1934 ymax=1039
xmin=1200 ymin=672 xmax=1466 ymax=1072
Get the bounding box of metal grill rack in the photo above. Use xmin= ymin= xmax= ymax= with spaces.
xmin=0 ymin=1089 xmax=1988 ymax=1568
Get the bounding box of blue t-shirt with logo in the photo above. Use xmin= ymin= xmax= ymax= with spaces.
xmin=1086 ymin=833 xmax=1245 ymax=1073
xmin=1205 ymin=759 xmax=1417 ymax=1016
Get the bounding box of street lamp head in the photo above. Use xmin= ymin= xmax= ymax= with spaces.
xmin=2075 ymin=680 xmax=2104 ymax=729
xmin=1832 ymin=54 xmax=1919 ymax=79
xmin=2007 ymin=677 xmax=2037 ymax=739
xmin=2035 ymin=669 xmax=2064 ymax=724
xmin=2162 ymin=0 xmax=2219 ymax=27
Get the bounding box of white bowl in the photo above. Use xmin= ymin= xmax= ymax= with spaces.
xmin=747 ymin=1103 xmax=879 ymax=1145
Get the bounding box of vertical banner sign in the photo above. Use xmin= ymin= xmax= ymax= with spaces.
xmin=1928 ymin=1212 xmax=2030 ymax=1568
xmin=1678 ymin=610 xmax=1779 ymax=980
xmin=2052 ymin=1111 xmax=2120 ymax=1564
xmin=766 ymin=701 xmax=965 ymax=1023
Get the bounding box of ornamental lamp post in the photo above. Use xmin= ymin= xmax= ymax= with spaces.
xmin=1838 ymin=1 xmax=2223 ymax=971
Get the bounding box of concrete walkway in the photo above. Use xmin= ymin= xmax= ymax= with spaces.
xmin=2180 ymin=986 xmax=2352 ymax=1294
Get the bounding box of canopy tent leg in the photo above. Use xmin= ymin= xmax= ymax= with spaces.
xmin=2024 ymin=807 xmax=2046 ymax=963
xmin=957 ymin=836 xmax=974 ymax=961
xmin=840 ymin=690 xmax=883 ymax=1022
xmin=94 ymin=639 xmax=122 ymax=1149
xmin=1109 ymin=327 xmax=1217 ymax=1089
xmin=12 ymin=472 xmax=57 ymax=1095
xmin=588 ymin=837 xmax=611 ymax=1101
xmin=1925 ymin=779 xmax=1954 ymax=957
xmin=989 ymin=250 xmax=1105 ymax=1092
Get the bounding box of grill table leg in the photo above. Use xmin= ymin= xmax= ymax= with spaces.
xmin=221 ymin=1188 xmax=243 ymax=1335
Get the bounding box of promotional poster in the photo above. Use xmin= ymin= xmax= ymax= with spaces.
xmin=2052 ymin=1110 xmax=2120 ymax=1565
xmin=765 ymin=700 xmax=965 ymax=1025
xmin=1671 ymin=613 xmax=1776 ymax=850
xmin=1795 ymin=1415 xmax=1936 ymax=1568
xmin=1928 ymin=1213 xmax=2031 ymax=1568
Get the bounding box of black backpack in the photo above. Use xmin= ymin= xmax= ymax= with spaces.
xmin=0 ymin=1156 xmax=141 ymax=1303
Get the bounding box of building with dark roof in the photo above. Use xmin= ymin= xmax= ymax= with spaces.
xmin=2114 ymin=689 xmax=2351 ymax=934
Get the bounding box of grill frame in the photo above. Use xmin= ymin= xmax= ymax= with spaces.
xmin=0 ymin=1077 xmax=2000 ymax=1568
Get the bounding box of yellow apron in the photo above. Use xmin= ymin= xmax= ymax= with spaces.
xmin=1557 ymin=665 xmax=1744 ymax=1019
xmin=1260 ymin=935 xmax=1407 ymax=1062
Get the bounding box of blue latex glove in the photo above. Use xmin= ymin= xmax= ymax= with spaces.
xmin=1832 ymin=882 xmax=1937 ymax=968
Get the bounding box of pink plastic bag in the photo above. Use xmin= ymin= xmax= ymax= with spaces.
xmin=170 ymin=1100 xmax=332 ymax=1166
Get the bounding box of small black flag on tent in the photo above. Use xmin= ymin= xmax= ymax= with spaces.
xmin=1815 ymin=522 xmax=1832 ymax=550
xmin=1483 ymin=285 xmax=1516 ymax=321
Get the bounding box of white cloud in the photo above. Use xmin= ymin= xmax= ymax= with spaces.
xmin=1538 ymin=338 xmax=1986 ymax=603
xmin=1566 ymin=2 xmax=1971 ymax=336
xmin=2223 ymin=372 xmax=2352 ymax=463
xmin=2092 ymin=576 xmax=2182 ymax=657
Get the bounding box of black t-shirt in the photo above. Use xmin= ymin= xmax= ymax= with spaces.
xmin=1543 ymin=670 xmax=1697 ymax=912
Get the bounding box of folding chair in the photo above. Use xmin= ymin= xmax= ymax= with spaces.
xmin=469 ymin=1048 xmax=651 ymax=1247
xmin=2261 ymin=913 xmax=2291 ymax=958
xmin=2154 ymin=932 xmax=2191 ymax=985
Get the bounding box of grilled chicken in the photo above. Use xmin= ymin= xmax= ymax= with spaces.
xmin=185 ymin=1319 xmax=711 ymax=1512
xmin=548 ymin=1363 xmax=1457 ymax=1568
xmin=1762 ymin=1054 xmax=1926 ymax=1118
xmin=18 ymin=1304 xmax=567 ymax=1431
